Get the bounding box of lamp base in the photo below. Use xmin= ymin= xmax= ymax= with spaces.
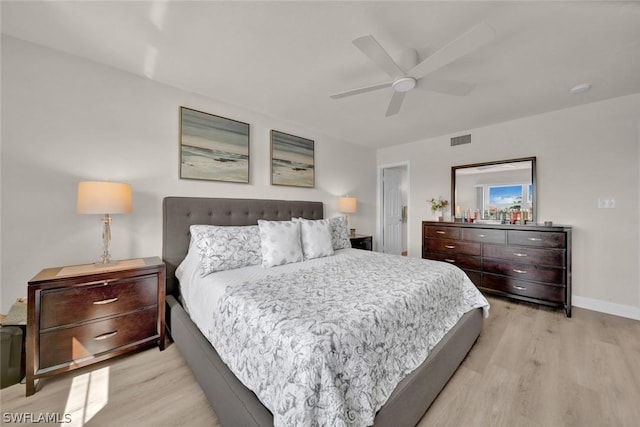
xmin=94 ymin=260 xmax=118 ymax=268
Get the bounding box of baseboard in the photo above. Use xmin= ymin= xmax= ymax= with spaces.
xmin=572 ymin=296 xmax=640 ymax=321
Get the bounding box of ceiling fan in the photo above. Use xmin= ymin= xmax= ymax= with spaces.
xmin=330 ymin=23 xmax=496 ymax=117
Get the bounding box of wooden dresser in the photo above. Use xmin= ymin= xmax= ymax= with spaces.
xmin=422 ymin=221 xmax=572 ymax=317
xmin=26 ymin=257 xmax=165 ymax=396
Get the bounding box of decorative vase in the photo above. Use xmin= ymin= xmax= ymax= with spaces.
xmin=435 ymin=210 xmax=444 ymax=222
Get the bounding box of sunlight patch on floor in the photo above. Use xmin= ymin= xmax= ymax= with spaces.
xmin=63 ymin=366 xmax=110 ymax=427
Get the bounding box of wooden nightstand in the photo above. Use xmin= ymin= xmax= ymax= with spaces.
xmin=26 ymin=257 xmax=165 ymax=396
xmin=350 ymin=234 xmax=373 ymax=251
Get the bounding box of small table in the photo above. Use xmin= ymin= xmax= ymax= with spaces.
xmin=350 ymin=234 xmax=373 ymax=251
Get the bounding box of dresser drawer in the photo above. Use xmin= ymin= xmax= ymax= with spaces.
xmin=40 ymin=274 xmax=158 ymax=330
xmin=462 ymin=228 xmax=506 ymax=244
xmin=425 ymin=252 xmax=481 ymax=270
xmin=482 ymin=273 xmax=565 ymax=303
xmin=424 ymin=225 xmax=461 ymax=240
xmin=463 ymin=270 xmax=482 ymax=287
xmin=483 ymin=260 xmax=564 ymax=284
xmin=483 ymin=244 xmax=565 ymax=267
xmin=507 ymin=230 xmax=566 ymax=248
xmin=39 ymin=308 xmax=157 ymax=370
xmin=425 ymin=239 xmax=481 ymax=256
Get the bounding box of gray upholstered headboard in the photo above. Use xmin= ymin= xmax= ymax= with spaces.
xmin=162 ymin=197 xmax=324 ymax=298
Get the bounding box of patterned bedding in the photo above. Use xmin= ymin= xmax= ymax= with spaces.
xmin=193 ymin=250 xmax=489 ymax=427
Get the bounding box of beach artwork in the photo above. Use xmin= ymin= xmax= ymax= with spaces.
xmin=180 ymin=107 xmax=249 ymax=183
xmin=271 ymin=130 xmax=314 ymax=187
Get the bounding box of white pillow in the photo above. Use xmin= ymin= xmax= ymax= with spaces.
xmin=329 ymin=216 xmax=352 ymax=250
xmin=296 ymin=218 xmax=334 ymax=260
xmin=190 ymin=225 xmax=262 ymax=276
xmin=257 ymin=220 xmax=304 ymax=268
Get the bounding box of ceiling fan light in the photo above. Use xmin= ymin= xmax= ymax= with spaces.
xmin=392 ymin=77 xmax=416 ymax=92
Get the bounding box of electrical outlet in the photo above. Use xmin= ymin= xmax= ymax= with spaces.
xmin=598 ymin=198 xmax=616 ymax=209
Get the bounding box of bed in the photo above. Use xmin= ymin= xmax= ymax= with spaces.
xmin=162 ymin=196 xmax=487 ymax=427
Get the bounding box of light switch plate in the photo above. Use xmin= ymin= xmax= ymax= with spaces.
xmin=598 ymin=197 xmax=616 ymax=209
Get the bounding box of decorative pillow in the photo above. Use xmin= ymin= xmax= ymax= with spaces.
xmin=329 ymin=216 xmax=352 ymax=250
xmin=257 ymin=220 xmax=303 ymax=268
xmin=296 ymin=218 xmax=334 ymax=260
xmin=190 ymin=225 xmax=262 ymax=277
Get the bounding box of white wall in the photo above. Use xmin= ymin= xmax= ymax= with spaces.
xmin=377 ymin=94 xmax=640 ymax=319
xmin=0 ymin=36 xmax=377 ymax=312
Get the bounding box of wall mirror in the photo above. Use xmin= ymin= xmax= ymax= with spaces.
xmin=451 ymin=157 xmax=537 ymax=223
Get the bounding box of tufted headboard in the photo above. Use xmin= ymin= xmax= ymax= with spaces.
xmin=162 ymin=197 xmax=324 ymax=298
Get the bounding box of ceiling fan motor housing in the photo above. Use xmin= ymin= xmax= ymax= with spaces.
xmin=392 ymin=77 xmax=416 ymax=92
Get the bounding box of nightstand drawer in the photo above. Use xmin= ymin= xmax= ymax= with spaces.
xmin=39 ymin=308 xmax=157 ymax=370
xmin=40 ymin=274 xmax=158 ymax=329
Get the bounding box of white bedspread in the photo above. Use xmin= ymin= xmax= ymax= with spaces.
xmin=177 ymin=249 xmax=489 ymax=427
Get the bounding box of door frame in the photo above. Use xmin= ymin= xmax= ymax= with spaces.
xmin=377 ymin=161 xmax=410 ymax=255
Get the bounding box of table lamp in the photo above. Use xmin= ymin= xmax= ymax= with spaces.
xmin=77 ymin=181 xmax=132 ymax=266
xmin=338 ymin=196 xmax=357 ymax=235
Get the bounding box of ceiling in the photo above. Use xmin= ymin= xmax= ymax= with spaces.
xmin=2 ymin=1 xmax=640 ymax=149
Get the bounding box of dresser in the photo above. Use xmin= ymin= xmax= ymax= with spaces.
xmin=26 ymin=257 xmax=165 ymax=396
xmin=422 ymin=222 xmax=571 ymax=317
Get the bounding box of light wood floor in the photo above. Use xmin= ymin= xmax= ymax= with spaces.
xmin=2 ymin=296 xmax=639 ymax=426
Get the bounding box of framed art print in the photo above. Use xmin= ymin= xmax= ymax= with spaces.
xmin=180 ymin=107 xmax=250 ymax=183
xmin=270 ymin=130 xmax=314 ymax=187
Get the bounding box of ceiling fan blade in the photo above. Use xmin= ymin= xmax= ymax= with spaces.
xmin=353 ymin=35 xmax=405 ymax=79
xmin=416 ymin=78 xmax=477 ymax=96
xmin=408 ymin=22 xmax=496 ymax=79
xmin=385 ymin=91 xmax=406 ymax=117
xmin=330 ymin=81 xmax=392 ymax=99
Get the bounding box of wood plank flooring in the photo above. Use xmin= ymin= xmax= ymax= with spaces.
xmin=2 ymin=296 xmax=639 ymax=426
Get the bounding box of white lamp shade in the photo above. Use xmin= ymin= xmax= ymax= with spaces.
xmin=338 ymin=196 xmax=357 ymax=214
xmin=77 ymin=181 xmax=132 ymax=214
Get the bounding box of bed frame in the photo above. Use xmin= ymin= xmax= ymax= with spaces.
xmin=162 ymin=196 xmax=482 ymax=427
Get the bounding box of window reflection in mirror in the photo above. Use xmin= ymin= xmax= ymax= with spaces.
xmin=451 ymin=157 xmax=536 ymax=223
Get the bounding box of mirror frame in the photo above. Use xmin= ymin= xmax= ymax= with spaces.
xmin=451 ymin=156 xmax=537 ymax=223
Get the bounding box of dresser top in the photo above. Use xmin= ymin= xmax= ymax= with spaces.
xmin=29 ymin=256 xmax=164 ymax=284
xmin=422 ymin=221 xmax=571 ymax=232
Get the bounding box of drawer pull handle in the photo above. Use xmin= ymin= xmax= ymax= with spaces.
xmin=528 ymin=237 xmax=542 ymax=241
xmin=436 ymin=231 xmax=445 ymax=234
xmin=444 ymin=259 xmax=456 ymax=263
xmin=513 ymin=285 xmax=527 ymax=290
xmin=513 ymin=253 xmax=528 ymax=257
xmin=444 ymin=245 xmax=456 ymax=249
xmin=93 ymin=297 xmax=118 ymax=305
xmin=513 ymin=269 xmax=528 ymax=274
xmin=94 ymin=331 xmax=118 ymax=341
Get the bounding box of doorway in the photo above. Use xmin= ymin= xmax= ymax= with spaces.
xmin=378 ymin=162 xmax=409 ymax=255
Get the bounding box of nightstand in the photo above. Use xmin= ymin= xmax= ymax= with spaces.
xmin=26 ymin=257 xmax=165 ymax=396
xmin=350 ymin=234 xmax=373 ymax=251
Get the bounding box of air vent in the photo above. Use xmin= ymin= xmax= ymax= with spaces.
xmin=451 ymin=134 xmax=471 ymax=146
